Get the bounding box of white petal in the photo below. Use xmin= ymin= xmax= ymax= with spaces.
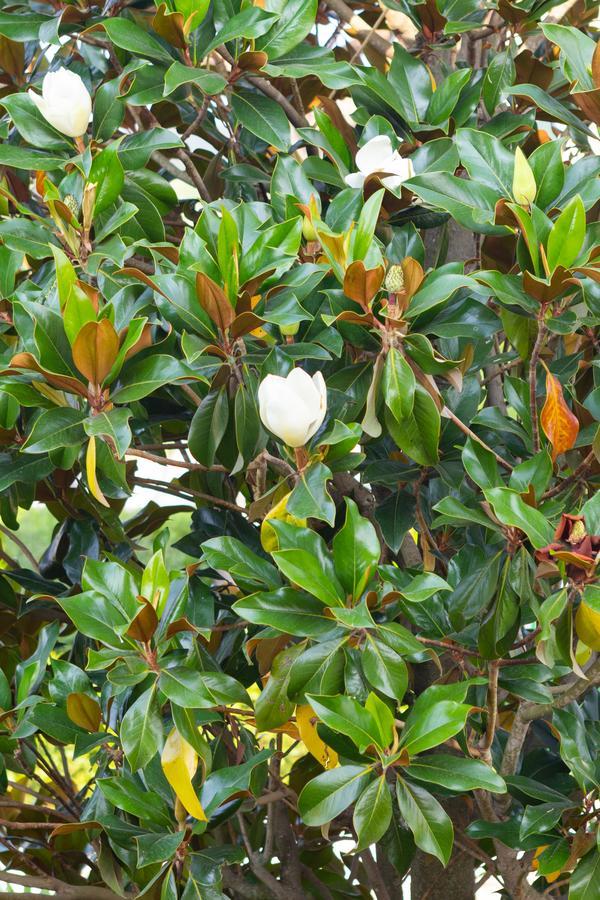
xmin=28 ymin=90 xmax=47 ymax=117
xmin=36 ymin=69 xmax=91 ymax=137
xmin=381 ymin=157 xmax=414 ymax=191
xmin=312 ymin=371 xmax=327 ymax=407
xmin=381 ymin=175 xmax=404 ymax=191
xmin=258 ymin=374 xmax=286 ymax=424
xmin=265 ymin=392 xmax=314 ymax=447
xmin=286 ymin=368 xmax=321 ymax=415
xmin=344 ymin=171 xmax=366 ymax=189
xmin=305 ymin=372 xmax=327 ymax=440
xmin=258 ymin=374 xmax=314 ymax=446
xmin=356 ymin=135 xmax=395 ymax=176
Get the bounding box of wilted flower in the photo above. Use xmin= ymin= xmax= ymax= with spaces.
xmin=345 ymin=135 xmax=414 ymax=191
xmin=535 ymin=513 xmax=600 ymax=582
xmin=29 ymin=68 xmax=92 ymax=138
xmin=258 ymin=368 xmax=327 ymax=447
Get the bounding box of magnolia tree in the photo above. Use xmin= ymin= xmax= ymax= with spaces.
xmin=0 ymin=1 xmax=599 ymax=898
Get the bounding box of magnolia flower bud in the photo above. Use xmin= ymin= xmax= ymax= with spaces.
xmin=258 ymin=368 xmax=327 ymax=448
xmin=385 ymin=264 xmax=405 ymax=293
xmin=279 ymin=322 xmax=300 ymax=337
xmin=29 ymin=69 xmax=92 ymax=138
xmin=512 ymin=146 xmax=536 ymax=207
xmin=302 ymin=215 xmax=318 ymax=242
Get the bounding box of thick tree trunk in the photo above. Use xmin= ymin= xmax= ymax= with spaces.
xmin=410 ymin=797 xmax=475 ymax=900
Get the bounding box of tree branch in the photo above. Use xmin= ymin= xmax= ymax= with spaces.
xmin=325 ymin=0 xmax=393 ymax=59
xmin=501 ymin=655 xmax=600 ymax=776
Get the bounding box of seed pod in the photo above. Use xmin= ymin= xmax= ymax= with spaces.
xmin=385 ymin=264 xmax=405 ymax=293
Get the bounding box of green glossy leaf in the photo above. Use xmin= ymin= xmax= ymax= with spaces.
xmin=231 ymin=89 xmax=291 ymax=151
xmin=362 ymin=635 xmax=408 ymax=701
xmin=256 ymin=0 xmax=318 ymax=60
xmin=232 ymin=588 xmax=336 ymax=637
xmin=287 ymin=462 xmax=336 ymax=526
xmin=332 ymin=498 xmax=380 ymax=600
xmin=405 ymin=755 xmax=506 ymax=793
xmin=22 ymin=408 xmax=86 ymax=454
xmin=400 ymin=698 xmax=473 ymax=756
xmin=298 ymin=765 xmax=372 ymax=827
xmin=546 ymin=195 xmax=586 ymax=272
xmin=306 ymin=693 xmax=387 ymax=752
xmin=396 ymin=778 xmax=453 ymax=866
xmin=353 ymin=776 xmax=392 ymax=851
xmin=120 ymin=686 xmax=163 ymax=771
xmin=484 ymin=487 xmax=553 ymax=549
xmin=102 ymin=18 xmax=175 ymax=63
xmin=159 ymin=667 xmax=249 ymax=709
xmin=382 ymin=347 xmax=416 ymax=421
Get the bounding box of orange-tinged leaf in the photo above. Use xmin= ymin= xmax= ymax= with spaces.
xmin=296 ymin=704 xmax=338 ymax=770
xmin=161 ymin=728 xmax=207 ymax=821
xmin=401 ymin=256 xmax=425 ymax=300
xmin=152 ymin=2 xmax=186 ymax=48
xmin=73 ymin=319 xmax=119 ymax=385
xmin=343 ymin=261 xmax=384 ymax=306
xmin=8 ymin=352 xmax=88 ymax=397
xmin=123 ymin=323 xmax=153 ymax=362
xmin=85 ymin=437 xmax=109 ymax=508
xmin=196 ymin=272 xmax=234 ymax=332
xmin=126 ymin=598 xmax=159 ymax=643
xmin=51 ymin=821 xmax=102 ymax=839
xmin=593 ymin=41 xmax=600 ymax=90
xmin=540 ymin=370 xmax=579 ymax=462
xmin=66 ymin=692 xmax=102 ymax=732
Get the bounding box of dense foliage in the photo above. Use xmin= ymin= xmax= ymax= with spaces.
xmin=0 ymin=0 xmax=599 ymax=898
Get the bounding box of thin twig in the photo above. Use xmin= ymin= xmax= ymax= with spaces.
xmin=443 ymin=406 xmax=513 ymax=471
xmin=325 ymin=0 xmax=393 ymax=59
xmin=0 ymin=524 xmax=39 ymax=571
xmin=131 ymin=476 xmax=246 ymax=514
xmin=175 ymin=149 xmax=211 ymax=202
xmin=529 ymin=316 xmax=547 ymax=454
xmin=542 ymin=450 xmax=596 ymax=500
xmin=182 ymin=95 xmax=211 ymax=141
xmin=126 ymin=447 xmax=226 ymax=473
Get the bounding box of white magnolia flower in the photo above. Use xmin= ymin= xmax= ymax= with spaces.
xmin=258 ymin=369 xmax=327 ymax=448
xmin=345 ymin=135 xmax=414 ymax=191
xmin=29 ymin=69 xmax=92 ymax=138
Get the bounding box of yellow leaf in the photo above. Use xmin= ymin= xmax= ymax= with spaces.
xmin=575 ymin=602 xmax=600 ymax=651
xmin=512 ymin=146 xmax=536 ymax=206
xmin=161 ymin=728 xmax=207 ymax=821
xmin=86 ymin=437 xmax=109 ymax=508
xmin=533 ymin=845 xmax=562 ymax=883
xmin=250 ymin=295 xmax=267 ymax=339
xmin=296 ymin=704 xmax=338 ymax=770
xmin=540 ymin=368 xmax=579 ymax=462
xmin=260 ymin=493 xmax=306 ymax=553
